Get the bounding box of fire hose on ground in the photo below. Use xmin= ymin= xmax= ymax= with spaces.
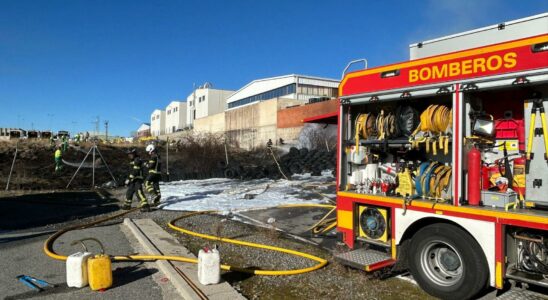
xmin=43 ymin=204 xmax=336 ymax=276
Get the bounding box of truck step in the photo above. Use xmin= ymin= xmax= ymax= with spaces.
xmin=506 ymin=267 xmax=548 ymax=289
xmin=334 ymin=248 xmax=395 ymax=272
xmin=495 ymin=287 xmax=548 ymax=300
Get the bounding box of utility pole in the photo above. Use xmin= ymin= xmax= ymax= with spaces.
xmin=104 ymin=120 xmax=109 ymax=142
xmin=93 ymin=116 xmax=100 ymax=135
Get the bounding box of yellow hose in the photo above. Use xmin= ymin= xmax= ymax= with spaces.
xmin=44 ymin=204 xmax=333 ymax=276
xmin=168 ymin=211 xmax=328 ymax=275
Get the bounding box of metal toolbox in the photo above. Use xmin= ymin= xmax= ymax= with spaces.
xmin=481 ymin=191 xmax=517 ymax=208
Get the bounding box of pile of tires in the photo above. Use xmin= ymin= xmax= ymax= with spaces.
xmin=279 ymin=147 xmax=336 ymax=177
xmin=222 ymin=147 xmax=336 ymax=180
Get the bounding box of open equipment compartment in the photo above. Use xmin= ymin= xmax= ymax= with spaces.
xmin=340 ymin=91 xmax=454 ymax=203
xmin=462 ymin=79 xmax=548 ymax=208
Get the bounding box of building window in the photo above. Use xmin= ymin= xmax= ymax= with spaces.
xmin=297 ymin=84 xmax=338 ymax=97
xmin=228 ymin=83 xmax=296 ymax=109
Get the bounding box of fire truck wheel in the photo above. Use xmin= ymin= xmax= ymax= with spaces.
xmin=408 ymin=223 xmax=488 ymax=299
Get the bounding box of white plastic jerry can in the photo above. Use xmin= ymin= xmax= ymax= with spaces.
xmin=66 ymin=251 xmax=93 ymax=288
xmin=197 ymin=248 xmax=220 ymax=285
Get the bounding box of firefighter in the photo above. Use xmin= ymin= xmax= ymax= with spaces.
xmin=49 ymin=135 xmax=55 ymax=148
xmin=61 ymin=135 xmax=68 ymax=152
xmin=54 ymin=145 xmax=63 ymax=172
xmin=122 ymin=148 xmax=149 ymax=211
xmin=144 ymin=144 xmax=162 ymax=206
xmin=267 ymin=139 xmax=273 ymax=149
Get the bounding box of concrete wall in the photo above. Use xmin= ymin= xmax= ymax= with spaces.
xmin=225 ymin=99 xmax=278 ymax=149
xmin=194 ymin=112 xmax=226 ymax=133
xmin=225 ymin=98 xmax=318 ymax=149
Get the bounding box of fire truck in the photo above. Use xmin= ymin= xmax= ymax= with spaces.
xmin=333 ymin=14 xmax=548 ymax=299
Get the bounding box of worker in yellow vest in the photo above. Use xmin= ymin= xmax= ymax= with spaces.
xmin=54 ymin=146 xmax=63 ymax=172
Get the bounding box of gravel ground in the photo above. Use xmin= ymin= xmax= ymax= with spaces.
xmin=148 ymin=210 xmax=434 ymax=300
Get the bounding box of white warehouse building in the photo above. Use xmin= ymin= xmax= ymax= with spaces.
xmin=165 ymin=101 xmax=187 ymax=134
xmin=150 ymin=109 xmax=166 ymax=137
xmin=226 ymin=74 xmax=339 ymax=109
xmin=186 ymin=83 xmax=234 ymax=127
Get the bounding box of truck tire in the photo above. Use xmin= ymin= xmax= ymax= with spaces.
xmin=408 ymin=223 xmax=488 ymax=300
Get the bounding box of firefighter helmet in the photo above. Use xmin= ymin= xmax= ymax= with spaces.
xmin=146 ymin=144 xmax=156 ymax=154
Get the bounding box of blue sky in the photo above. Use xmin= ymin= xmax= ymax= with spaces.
xmin=1 ymin=1 xmax=546 ymax=136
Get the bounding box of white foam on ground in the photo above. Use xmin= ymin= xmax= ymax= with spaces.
xmin=159 ymin=171 xmax=334 ymax=213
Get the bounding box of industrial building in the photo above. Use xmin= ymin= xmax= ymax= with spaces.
xmin=150 ymin=109 xmax=166 ymax=137
xmin=225 ymin=74 xmax=339 ymax=148
xmin=164 ymin=101 xmax=187 ymax=134
xmin=149 ymin=76 xmax=338 ymax=145
xmin=192 ymin=74 xmax=339 ymax=149
xmin=185 ymin=83 xmax=234 ymax=127
xmin=226 ymin=74 xmax=339 ymax=109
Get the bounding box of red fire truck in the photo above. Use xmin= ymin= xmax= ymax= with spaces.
xmin=334 ymin=14 xmax=548 ymax=299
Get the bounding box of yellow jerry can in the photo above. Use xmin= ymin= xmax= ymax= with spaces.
xmin=88 ymin=253 xmax=112 ymax=291
xmin=74 ymin=238 xmax=113 ymax=291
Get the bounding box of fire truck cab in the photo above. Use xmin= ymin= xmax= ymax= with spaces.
xmin=334 ymin=13 xmax=548 ymax=299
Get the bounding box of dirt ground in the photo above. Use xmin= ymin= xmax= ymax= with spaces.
xmin=0 ymin=140 xmax=231 ymax=190
xmin=0 ymin=139 xmax=321 ymax=191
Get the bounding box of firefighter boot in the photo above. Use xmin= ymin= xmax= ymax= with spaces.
xmin=140 ymin=194 xmax=150 ymax=212
xmin=121 ymin=200 xmax=132 ymax=210
xmin=140 ymin=203 xmax=150 ymax=212
xmin=152 ymin=194 xmax=161 ymax=207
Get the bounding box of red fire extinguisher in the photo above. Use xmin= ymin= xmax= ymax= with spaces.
xmin=468 ymin=147 xmax=481 ymax=206
xmin=481 ymin=165 xmax=490 ymax=190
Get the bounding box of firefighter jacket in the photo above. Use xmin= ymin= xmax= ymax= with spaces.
xmin=146 ymin=154 xmax=161 ymax=174
xmin=129 ymin=157 xmax=144 ymax=181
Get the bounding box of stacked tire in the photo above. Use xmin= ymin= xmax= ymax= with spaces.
xmin=222 ymin=147 xmax=336 ymax=180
